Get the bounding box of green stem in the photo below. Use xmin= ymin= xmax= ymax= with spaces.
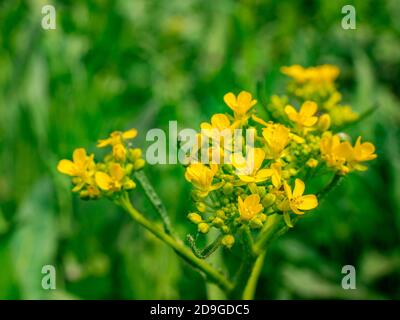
xmin=317 ymin=174 xmax=344 ymax=201
xmin=229 ymin=227 xmax=257 ymax=299
xmin=118 ymin=193 xmax=233 ymax=293
xmin=134 ymin=171 xmax=176 ymax=237
xmin=242 ymin=250 xmax=266 ymax=300
xmin=253 ymin=214 xmax=284 ymax=255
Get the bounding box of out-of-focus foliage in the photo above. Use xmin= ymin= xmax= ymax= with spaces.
xmin=0 ymin=0 xmax=399 ymax=299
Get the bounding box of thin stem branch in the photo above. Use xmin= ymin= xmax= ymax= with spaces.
xmin=242 ymin=250 xmax=266 ymax=300
xmin=134 ymin=171 xmax=176 ymax=237
xmin=118 ymin=193 xmax=233 ymax=294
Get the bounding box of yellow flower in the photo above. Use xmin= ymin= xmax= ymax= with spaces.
xmin=282 ymin=179 xmax=318 ymax=215
xmin=261 ymin=123 xmax=290 ymax=160
xmin=336 ymin=137 xmax=377 ymax=172
xmin=95 ymin=163 xmax=126 ymax=192
xmin=57 ymin=148 xmax=96 ymax=191
xmin=185 ymin=163 xmax=222 ymax=197
xmin=223 ymin=91 xmax=257 ymax=121
xmin=57 ymin=148 xmax=94 ymax=177
xmin=285 ymin=101 xmax=318 ymax=128
xmin=238 ymin=194 xmax=263 ymax=221
xmin=113 ymin=143 xmax=127 ymax=161
xmin=97 ymin=128 xmax=138 ymax=148
xmin=200 ymin=113 xmax=236 ymax=158
xmin=281 ymin=65 xmax=339 ymax=84
xmin=200 ymin=113 xmax=233 ymax=132
xmin=265 ymin=162 xmax=282 ymax=188
xmin=319 ymin=132 xmax=351 ymax=173
xmin=231 ymin=148 xmax=271 ymax=183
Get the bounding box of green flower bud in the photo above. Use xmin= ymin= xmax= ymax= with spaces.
xmin=125 ymin=163 xmax=134 ymax=175
xmin=259 ymin=213 xmax=267 ymax=222
xmin=258 ymin=186 xmax=266 ymax=197
xmin=187 ymin=212 xmax=202 ymax=224
xmin=198 ymin=222 xmax=209 ymax=234
xmin=216 ymin=209 xmax=226 ymax=219
xmin=249 ymin=217 xmax=263 ymax=229
xmin=128 ymin=148 xmax=142 ymax=161
xmin=221 ymin=226 xmax=229 ymax=233
xmin=123 ymin=179 xmax=136 ymax=190
xmin=212 ymin=217 xmax=224 ymax=227
xmin=262 ymin=193 xmax=276 ymax=207
xmin=133 ymin=159 xmax=145 ymax=170
xmin=221 ymin=235 xmax=235 ymax=249
xmin=196 ymin=202 xmax=206 ymax=213
xmin=223 ymin=182 xmax=234 ymax=195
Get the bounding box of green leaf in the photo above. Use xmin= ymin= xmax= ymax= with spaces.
xmin=10 ymin=178 xmax=58 ymax=299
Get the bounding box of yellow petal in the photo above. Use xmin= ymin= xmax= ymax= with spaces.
xmin=95 ymin=172 xmax=112 ymax=190
xmin=73 ymin=148 xmax=87 ymax=164
xmin=57 ymin=160 xmax=77 ymax=176
xmin=238 ymin=175 xmax=256 ymax=183
xmin=284 ymin=105 xmax=297 ymax=116
xmin=298 ymin=195 xmax=318 ymax=210
xmin=238 ymin=91 xmax=257 ymax=108
xmin=122 ymin=128 xmax=138 ymax=140
xmin=223 ymin=92 xmax=237 ymax=110
xmin=251 ymin=114 xmax=269 ymax=127
xmin=290 ymin=203 xmax=304 ymax=215
xmin=255 ymin=169 xmax=272 ymax=182
xmin=211 ymin=114 xmax=230 ymax=129
xmin=284 ymin=182 xmax=292 ymax=199
xmin=300 ymin=101 xmax=317 ymax=117
xmin=293 ymin=179 xmax=305 ymax=198
xmin=302 ymin=116 xmax=318 ymax=127
xmin=109 ymin=163 xmax=125 ymax=181
xmin=97 ymin=138 xmax=112 ymax=148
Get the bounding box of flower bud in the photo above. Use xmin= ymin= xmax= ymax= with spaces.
xmin=129 ymin=148 xmax=142 ymax=161
xmin=306 ymin=158 xmax=319 ymax=168
xmin=223 ymin=182 xmax=234 ymax=195
xmin=249 ymin=217 xmax=263 ymax=229
xmin=221 ymin=235 xmax=235 ymax=249
xmin=198 ymin=222 xmax=209 ymax=234
xmin=123 ymin=179 xmax=136 ymax=190
xmin=196 ymin=202 xmax=206 ymax=213
xmin=113 ymin=144 xmax=127 ymax=161
xmin=262 ymin=193 xmax=276 ymax=207
xmin=187 ymin=212 xmax=202 ymax=224
xmin=216 ymin=209 xmax=226 ymax=219
xmin=133 ymin=159 xmax=145 ymax=170
xmin=212 ymin=217 xmax=224 ymax=227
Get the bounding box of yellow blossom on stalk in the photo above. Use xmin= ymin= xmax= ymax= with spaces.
xmin=285 ymin=101 xmax=318 ymax=128
xmin=223 ymin=91 xmax=257 ymax=122
xmin=97 ymin=128 xmax=138 ymax=147
xmin=334 ymin=137 xmax=377 ymax=172
xmin=97 ymin=128 xmax=138 ymax=160
xmin=265 ymin=162 xmax=282 ymax=188
xmin=281 ymin=65 xmax=339 ymax=84
xmin=320 ymin=132 xmax=352 ymax=173
xmin=201 ymin=114 xmax=233 ymax=132
xmin=281 ymin=179 xmax=318 ymax=215
xmin=57 ymin=148 xmax=97 ymax=192
xmin=261 ymin=123 xmax=290 ymax=160
xmin=238 ymin=194 xmax=263 ymax=221
xmin=95 ymin=163 xmax=128 ymax=192
xmin=201 ymin=113 xmax=236 ymax=159
xmin=231 ymin=148 xmax=270 ymax=183
xmin=185 ymin=163 xmax=222 ymax=197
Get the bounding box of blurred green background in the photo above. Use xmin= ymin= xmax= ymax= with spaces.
xmin=0 ymin=0 xmax=399 ymax=299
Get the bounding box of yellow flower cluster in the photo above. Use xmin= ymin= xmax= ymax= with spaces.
xmin=276 ymin=64 xmax=359 ymax=126
xmin=57 ymin=129 xmax=145 ymax=199
xmin=185 ymin=79 xmax=376 ymax=248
